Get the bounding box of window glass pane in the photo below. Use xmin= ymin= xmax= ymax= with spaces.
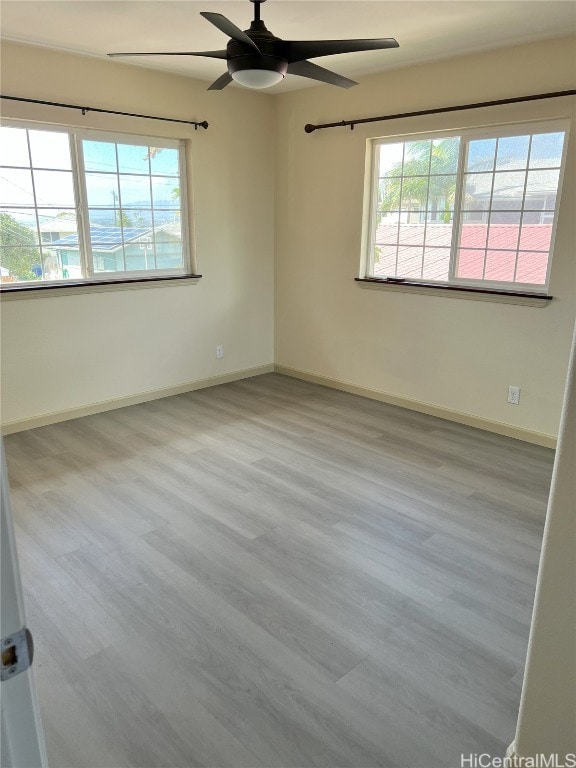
xmin=38 ymin=209 xmax=78 ymax=245
xmin=33 ymin=170 xmax=76 ymax=208
xmin=124 ymin=233 xmax=156 ymax=271
xmin=126 ymin=208 xmax=154 ymax=228
xmin=491 ymin=171 xmax=525 ymax=209
xmin=0 ymin=168 xmax=34 ymax=205
xmin=117 ymin=144 xmax=150 ymax=175
xmin=460 ymin=215 xmax=488 ymax=248
xmin=515 ymin=251 xmax=548 ymax=284
xmin=525 ymin=169 xmax=560 ymax=201
xmin=495 ymin=135 xmax=530 ymax=170
xmin=83 ymin=141 xmax=117 ymax=173
xmin=422 ymin=247 xmax=450 ymax=281
xmin=400 ymin=179 xmax=428 ymax=211
xmin=529 ymin=132 xmax=565 ymax=169
xmin=396 ymin=245 xmax=423 ymax=278
xmin=150 ymin=147 xmax=180 ymax=176
xmin=430 ymin=137 xmax=459 ymax=174
xmin=0 ymin=245 xmax=42 ymax=282
xmin=118 ymin=174 xmax=152 ymax=208
xmin=425 ymin=210 xmax=453 ymax=225
xmin=378 ymin=178 xmax=401 ymax=210
xmin=29 ymin=131 xmax=72 ymax=170
xmin=154 ymin=222 xmax=183 ymax=269
xmin=378 ymin=143 xmax=404 ymax=177
xmin=86 ymin=172 xmax=120 ymax=208
xmin=89 ymin=207 xmax=116 ymax=228
xmin=399 ymin=223 xmax=425 ymax=245
xmin=456 ymin=249 xmax=486 ymax=279
xmin=54 ymin=244 xmax=82 ymax=280
xmin=151 ymin=176 xmax=180 ymax=209
xmin=487 ymin=215 xmax=521 ymax=249
xmin=375 ymin=216 xmax=399 ymax=245
xmin=524 ymin=194 xmax=556 ymax=212
xmin=125 ymin=249 xmax=155 ymax=271
xmin=0 ymin=209 xmax=39 ymax=244
xmin=41 ymin=245 xmax=76 ymax=281
xmin=373 ymin=245 xmax=397 ymax=277
xmin=463 ymin=173 xmax=493 ymax=210
xmin=519 ymin=223 xmax=552 ymax=252
xmin=466 ymin=139 xmax=496 ymax=172
xmin=424 ymin=222 xmax=453 ymax=247
xmin=484 ymin=249 xmax=517 ymax=281
xmin=0 ymin=127 xmax=30 ymax=167
xmin=93 ymin=247 xmax=125 ymax=273
xmin=428 ymin=175 xmax=456 ymax=210
xmin=403 ymin=141 xmax=431 ymax=175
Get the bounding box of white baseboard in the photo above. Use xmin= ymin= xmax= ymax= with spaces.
xmin=274 ymin=364 xmax=557 ymax=449
xmin=1 ymin=364 xmax=274 ymax=435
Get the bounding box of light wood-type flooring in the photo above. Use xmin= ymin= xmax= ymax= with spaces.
xmin=4 ymin=374 xmax=554 ymax=768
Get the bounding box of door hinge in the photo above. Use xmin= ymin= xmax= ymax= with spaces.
xmin=1 ymin=627 xmax=34 ymax=682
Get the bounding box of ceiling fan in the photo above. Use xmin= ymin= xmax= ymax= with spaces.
xmin=108 ymin=0 xmax=399 ymax=90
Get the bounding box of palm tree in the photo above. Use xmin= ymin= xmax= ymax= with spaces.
xmin=379 ymin=137 xmax=460 ymax=223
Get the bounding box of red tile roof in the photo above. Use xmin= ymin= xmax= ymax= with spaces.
xmin=374 ymin=223 xmax=551 ymax=284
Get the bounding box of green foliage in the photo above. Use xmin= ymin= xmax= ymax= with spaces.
xmin=379 ymin=138 xmax=460 ymax=218
xmin=0 ymin=213 xmax=40 ymax=281
xmin=115 ymin=209 xmax=133 ymax=227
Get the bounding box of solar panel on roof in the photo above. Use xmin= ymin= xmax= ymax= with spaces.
xmin=51 ymin=227 xmax=151 ymax=251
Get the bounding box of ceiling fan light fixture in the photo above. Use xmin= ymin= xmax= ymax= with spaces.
xmin=231 ymin=68 xmax=284 ymax=89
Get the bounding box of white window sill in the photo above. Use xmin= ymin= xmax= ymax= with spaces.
xmin=355 ymin=278 xmax=552 ymax=307
xmin=0 ymin=274 xmax=202 ymax=300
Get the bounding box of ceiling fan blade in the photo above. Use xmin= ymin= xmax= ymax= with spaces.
xmin=287 ymin=60 xmax=357 ymax=89
xmin=285 ymin=38 xmax=399 ymax=63
xmin=200 ymin=12 xmax=260 ymax=53
xmin=207 ymin=71 xmax=233 ymax=91
xmin=108 ymin=50 xmax=228 ymax=59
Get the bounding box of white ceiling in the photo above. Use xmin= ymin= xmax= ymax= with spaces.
xmin=1 ymin=0 xmax=575 ymax=93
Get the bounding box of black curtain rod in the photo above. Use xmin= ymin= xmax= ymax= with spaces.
xmin=304 ymin=89 xmax=576 ymax=133
xmin=0 ymin=94 xmax=209 ymax=130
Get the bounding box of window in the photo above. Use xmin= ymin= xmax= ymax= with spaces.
xmin=365 ymin=121 xmax=568 ymax=293
xmin=0 ymin=121 xmax=192 ymax=287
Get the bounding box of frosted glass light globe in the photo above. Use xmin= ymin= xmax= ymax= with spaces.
xmin=231 ymin=69 xmax=284 ymax=89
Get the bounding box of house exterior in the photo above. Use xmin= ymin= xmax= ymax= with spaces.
xmin=51 ymin=223 xmax=183 ymax=275
xmin=39 ymin=215 xmax=78 ymax=244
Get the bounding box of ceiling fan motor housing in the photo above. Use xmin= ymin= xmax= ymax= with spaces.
xmin=227 ymin=28 xmax=288 ymax=79
xmin=228 ymin=53 xmax=288 ymax=78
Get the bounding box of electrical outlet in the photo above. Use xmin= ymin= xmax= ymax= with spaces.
xmin=216 ymin=345 xmax=224 ymax=359
xmin=508 ymin=385 xmax=520 ymax=405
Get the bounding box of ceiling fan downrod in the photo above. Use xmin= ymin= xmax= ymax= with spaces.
xmin=250 ymin=0 xmax=265 ymax=23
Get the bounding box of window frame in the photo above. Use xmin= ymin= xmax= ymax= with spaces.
xmin=0 ymin=119 xmax=194 ymax=290
xmin=364 ymin=118 xmax=570 ymax=295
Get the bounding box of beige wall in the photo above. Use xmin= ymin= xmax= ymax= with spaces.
xmin=274 ymin=36 xmax=576 ymax=442
xmin=0 ymin=42 xmax=275 ymax=428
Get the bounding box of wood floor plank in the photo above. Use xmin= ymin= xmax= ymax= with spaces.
xmin=4 ymin=373 xmax=553 ymax=768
